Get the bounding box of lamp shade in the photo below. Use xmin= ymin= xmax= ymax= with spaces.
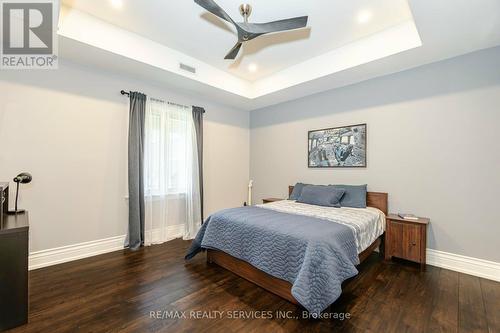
xmin=13 ymin=173 xmax=32 ymax=184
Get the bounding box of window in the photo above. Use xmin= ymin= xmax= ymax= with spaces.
xmin=144 ymin=98 xmax=195 ymax=196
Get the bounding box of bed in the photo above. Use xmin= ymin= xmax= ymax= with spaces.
xmin=186 ymin=186 xmax=388 ymax=314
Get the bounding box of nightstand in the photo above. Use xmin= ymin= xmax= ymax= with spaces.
xmin=384 ymin=214 xmax=430 ymax=270
xmin=262 ymin=198 xmax=284 ymax=204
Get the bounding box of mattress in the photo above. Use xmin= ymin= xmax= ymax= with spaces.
xmin=186 ymin=206 xmax=359 ymax=314
xmin=257 ymin=200 xmax=386 ymax=253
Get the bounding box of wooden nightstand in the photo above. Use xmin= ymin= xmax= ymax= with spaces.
xmin=385 ymin=214 xmax=430 ymax=270
xmin=262 ymin=198 xmax=284 ymax=204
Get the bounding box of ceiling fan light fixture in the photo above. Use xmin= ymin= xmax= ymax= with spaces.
xmin=194 ymin=0 xmax=309 ymax=60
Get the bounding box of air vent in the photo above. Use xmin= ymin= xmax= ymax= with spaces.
xmin=179 ymin=63 xmax=196 ymax=74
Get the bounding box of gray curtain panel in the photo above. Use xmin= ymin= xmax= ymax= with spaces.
xmin=127 ymin=92 xmax=147 ymax=250
xmin=192 ymin=106 xmax=205 ymax=222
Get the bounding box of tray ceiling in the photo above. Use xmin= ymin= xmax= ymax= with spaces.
xmin=58 ymin=0 xmax=500 ymax=110
xmin=61 ymin=0 xmax=414 ymax=81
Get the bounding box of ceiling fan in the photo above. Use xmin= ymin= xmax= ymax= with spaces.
xmin=194 ymin=0 xmax=309 ymax=60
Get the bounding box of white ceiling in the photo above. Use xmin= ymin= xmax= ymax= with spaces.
xmin=61 ymin=0 xmax=414 ymax=81
xmin=57 ymin=0 xmax=500 ymax=111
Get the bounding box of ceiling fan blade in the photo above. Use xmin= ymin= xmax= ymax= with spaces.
xmin=194 ymin=0 xmax=234 ymax=24
xmin=224 ymin=42 xmax=243 ymax=60
xmin=243 ymin=16 xmax=308 ymax=35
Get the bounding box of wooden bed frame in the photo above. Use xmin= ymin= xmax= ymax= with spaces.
xmin=207 ymin=186 xmax=388 ymax=305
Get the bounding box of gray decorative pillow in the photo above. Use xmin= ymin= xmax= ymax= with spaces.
xmin=289 ymin=182 xmax=310 ymax=200
xmin=297 ymin=185 xmax=345 ymax=207
xmin=333 ymin=184 xmax=367 ymax=208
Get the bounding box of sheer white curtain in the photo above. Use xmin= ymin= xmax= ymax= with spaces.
xmin=144 ymin=97 xmax=201 ymax=245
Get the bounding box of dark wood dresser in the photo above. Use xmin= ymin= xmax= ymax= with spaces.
xmin=0 ymin=212 xmax=29 ymax=332
xmin=0 ymin=183 xmax=8 ymax=226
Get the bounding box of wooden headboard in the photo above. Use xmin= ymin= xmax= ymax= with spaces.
xmin=288 ymin=186 xmax=388 ymax=216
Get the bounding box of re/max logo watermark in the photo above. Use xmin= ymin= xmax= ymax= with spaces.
xmin=1 ymin=0 xmax=58 ymax=69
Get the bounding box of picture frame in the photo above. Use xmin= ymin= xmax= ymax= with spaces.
xmin=308 ymin=123 xmax=367 ymax=168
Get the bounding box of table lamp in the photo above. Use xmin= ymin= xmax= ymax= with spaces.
xmin=7 ymin=172 xmax=32 ymax=214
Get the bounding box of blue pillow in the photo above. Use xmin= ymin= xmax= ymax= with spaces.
xmin=297 ymin=185 xmax=345 ymax=207
xmin=289 ymin=183 xmax=310 ymax=200
xmin=333 ymin=184 xmax=367 ymax=208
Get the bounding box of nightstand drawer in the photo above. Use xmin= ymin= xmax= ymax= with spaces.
xmin=387 ymin=221 xmax=422 ymax=262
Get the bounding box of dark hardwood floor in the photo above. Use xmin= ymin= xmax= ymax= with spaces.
xmin=9 ymin=239 xmax=499 ymax=333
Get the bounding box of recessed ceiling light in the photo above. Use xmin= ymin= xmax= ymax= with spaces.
xmin=357 ymin=10 xmax=372 ymax=24
xmin=248 ymin=63 xmax=258 ymax=72
xmin=110 ymin=0 xmax=123 ymax=9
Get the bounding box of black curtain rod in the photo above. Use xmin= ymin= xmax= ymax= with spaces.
xmin=120 ymin=90 xmax=205 ymax=113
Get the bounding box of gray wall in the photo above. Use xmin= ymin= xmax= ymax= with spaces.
xmin=0 ymin=61 xmax=250 ymax=253
xmin=250 ymin=46 xmax=500 ymax=262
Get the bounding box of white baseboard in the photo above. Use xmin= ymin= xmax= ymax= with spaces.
xmin=29 ymin=235 xmax=127 ymax=271
xmin=427 ymin=249 xmax=500 ymax=282
xmin=29 ymin=233 xmax=500 ymax=282
xmin=29 ymin=225 xmax=185 ymax=271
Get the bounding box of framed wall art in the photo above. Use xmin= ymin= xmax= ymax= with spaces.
xmin=308 ymin=124 xmax=366 ymax=168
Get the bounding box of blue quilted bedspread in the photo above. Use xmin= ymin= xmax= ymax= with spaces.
xmin=185 ymin=206 xmax=359 ymax=314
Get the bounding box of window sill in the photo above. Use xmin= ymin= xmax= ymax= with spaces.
xmin=124 ymin=193 xmax=187 ymax=200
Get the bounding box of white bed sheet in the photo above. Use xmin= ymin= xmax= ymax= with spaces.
xmin=257 ymin=200 xmax=386 ymax=254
